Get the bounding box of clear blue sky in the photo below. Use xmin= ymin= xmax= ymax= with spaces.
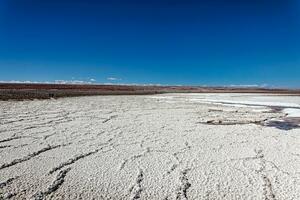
xmin=0 ymin=0 xmax=300 ymax=88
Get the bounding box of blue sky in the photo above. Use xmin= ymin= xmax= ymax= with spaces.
xmin=0 ymin=0 xmax=300 ymax=88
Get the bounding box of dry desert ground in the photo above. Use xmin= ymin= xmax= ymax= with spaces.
xmin=0 ymin=93 xmax=300 ymax=200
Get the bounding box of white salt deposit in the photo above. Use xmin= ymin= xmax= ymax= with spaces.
xmin=0 ymin=94 xmax=300 ymax=199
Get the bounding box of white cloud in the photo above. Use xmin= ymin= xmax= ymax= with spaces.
xmin=54 ymin=80 xmax=93 ymax=84
xmin=228 ymin=84 xmax=269 ymax=88
xmin=0 ymin=80 xmax=41 ymax=84
xmin=0 ymin=79 xmax=98 ymax=85
xmin=107 ymin=77 xmax=121 ymax=81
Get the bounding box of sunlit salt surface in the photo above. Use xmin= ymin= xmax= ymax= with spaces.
xmin=1 ymin=94 xmax=300 ymax=199
xmin=152 ymin=93 xmax=300 ymax=130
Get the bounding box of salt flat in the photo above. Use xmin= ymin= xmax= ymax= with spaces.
xmin=0 ymin=93 xmax=300 ymax=200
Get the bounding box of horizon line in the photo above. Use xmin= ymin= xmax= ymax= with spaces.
xmin=0 ymin=80 xmax=299 ymax=90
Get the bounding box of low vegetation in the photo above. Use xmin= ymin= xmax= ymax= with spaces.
xmin=0 ymin=83 xmax=299 ymax=100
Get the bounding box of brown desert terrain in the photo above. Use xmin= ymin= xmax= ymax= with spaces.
xmin=0 ymin=83 xmax=300 ymax=100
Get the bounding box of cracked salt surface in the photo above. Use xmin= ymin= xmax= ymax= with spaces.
xmin=0 ymin=94 xmax=300 ymax=199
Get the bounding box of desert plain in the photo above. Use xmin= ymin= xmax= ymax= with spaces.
xmin=0 ymin=93 xmax=300 ymax=200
